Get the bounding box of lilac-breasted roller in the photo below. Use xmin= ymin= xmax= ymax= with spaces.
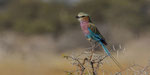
xmin=76 ymin=12 xmax=122 ymax=69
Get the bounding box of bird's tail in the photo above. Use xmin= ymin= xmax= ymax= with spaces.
xmin=99 ymin=41 xmax=122 ymax=70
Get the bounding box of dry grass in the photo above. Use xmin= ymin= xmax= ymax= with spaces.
xmin=0 ymin=50 xmax=149 ymax=75
xmin=0 ymin=36 xmax=149 ymax=75
xmin=0 ymin=53 xmax=74 ymax=75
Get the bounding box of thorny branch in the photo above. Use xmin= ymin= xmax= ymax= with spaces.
xmin=64 ymin=48 xmax=107 ymax=75
xmin=64 ymin=44 xmax=150 ymax=75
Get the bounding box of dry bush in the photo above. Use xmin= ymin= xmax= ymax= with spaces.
xmin=64 ymin=45 xmax=150 ymax=75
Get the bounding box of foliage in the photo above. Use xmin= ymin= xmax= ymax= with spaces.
xmin=0 ymin=0 xmax=149 ymax=34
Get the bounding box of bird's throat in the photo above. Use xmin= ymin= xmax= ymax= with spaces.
xmin=80 ymin=21 xmax=89 ymax=35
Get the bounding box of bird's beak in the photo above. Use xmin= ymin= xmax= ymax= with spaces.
xmin=76 ymin=16 xmax=79 ymax=18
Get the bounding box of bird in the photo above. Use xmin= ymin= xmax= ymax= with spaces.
xmin=76 ymin=12 xmax=122 ymax=69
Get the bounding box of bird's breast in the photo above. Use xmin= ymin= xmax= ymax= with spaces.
xmin=80 ymin=23 xmax=90 ymax=35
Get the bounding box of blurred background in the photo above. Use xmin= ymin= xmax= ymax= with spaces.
xmin=0 ymin=0 xmax=150 ymax=75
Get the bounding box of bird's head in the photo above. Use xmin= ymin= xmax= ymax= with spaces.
xmin=76 ymin=12 xmax=92 ymax=22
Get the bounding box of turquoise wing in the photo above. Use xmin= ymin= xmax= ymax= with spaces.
xmin=88 ymin=23 xmax=107 ymax=45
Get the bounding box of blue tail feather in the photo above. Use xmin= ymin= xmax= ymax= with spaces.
xmin=99 ymin=41 xmax=122 ymax=69
xmin=99 ymin=41 xmax=110 ymax=56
